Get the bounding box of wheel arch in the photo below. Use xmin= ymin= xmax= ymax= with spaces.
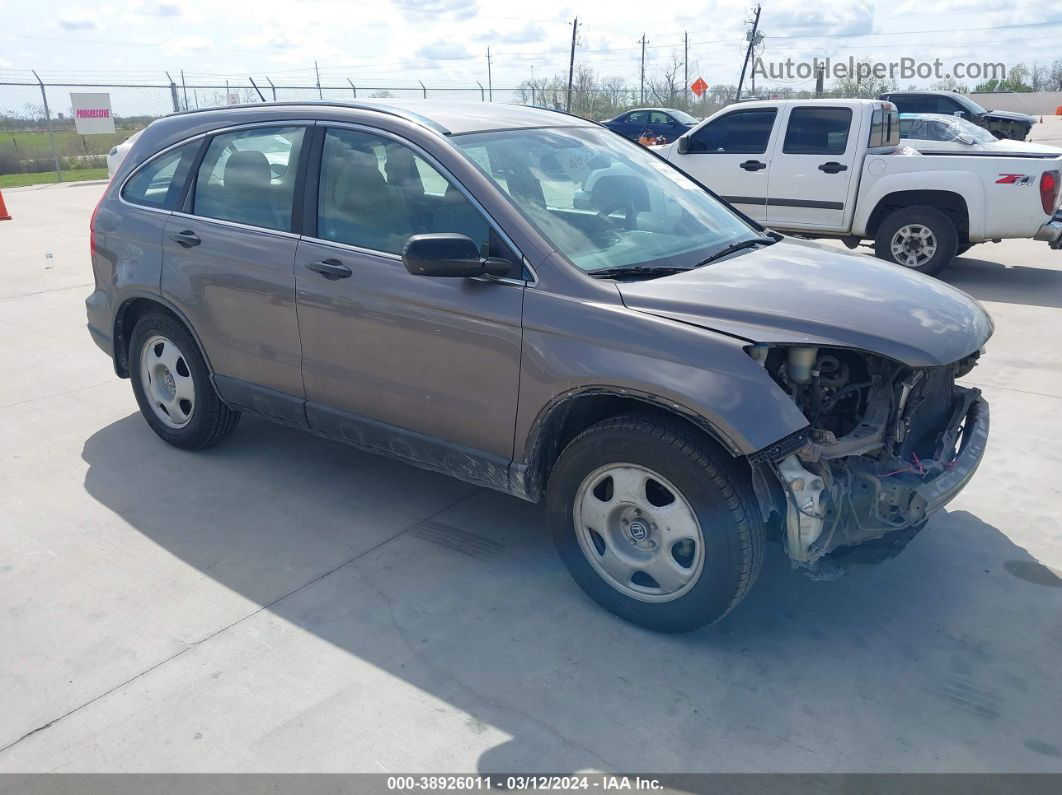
xmin=864 ymin=189 xmax=971 ymax=245
xmin=513 ymin=387 xmax=746 ymax=503
xmin=112 ymin=293 xmax=214 ymax=379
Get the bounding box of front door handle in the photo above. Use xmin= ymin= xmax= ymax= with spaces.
xmin=818 ymin=161 xmax=848 ymax=174
xmin=740 ymin=160 xmax=767 ymax=171
xmin=306 ymin=258 xmax=352 ymax=280
xmin=168 ymin=230 xmax=201 ymax=248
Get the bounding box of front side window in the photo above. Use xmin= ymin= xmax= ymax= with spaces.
xmin=929 ymin=96 xmax=964 ymax=115
xmin=192 ymin=126 xmax=305 ymax=232
xmin=122 ymin=140 xmax=199 ymax=209
xmin=687 ymin=109 xmax=776 ymax=154
xmin=783 ymin=107 xmax=852 ymax=155
xmin=650 ymin=112 xmax=671 ymax=125
xmin=452 ymin=126 xmax=758 ymax=273
xmin=317 ymin=128 xmax=516 ymax=270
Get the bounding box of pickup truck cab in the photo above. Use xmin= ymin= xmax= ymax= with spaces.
xmin=655 ymin=99 xmax=1062 ymax=275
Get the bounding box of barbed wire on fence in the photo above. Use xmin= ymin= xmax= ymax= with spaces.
xmin=0 ymin=75 xmax=879 ymax=182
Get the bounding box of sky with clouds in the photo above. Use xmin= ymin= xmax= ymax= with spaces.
xmin=0 ymin=0 xmax=1057 ymax=92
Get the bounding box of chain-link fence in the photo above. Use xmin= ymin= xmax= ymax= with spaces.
xmin=0 ymin=76 xmax=876 ymax=186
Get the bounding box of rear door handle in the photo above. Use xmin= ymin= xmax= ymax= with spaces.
xmin=740 ymin=160 xmax=767 ymax=171
xmin=818 ymin=161 xmax=848 ymax=174
xmin=168 ymin=230 xmax=201 ymax=248
xmin=306 ymin=258 xmax=352 ymax=280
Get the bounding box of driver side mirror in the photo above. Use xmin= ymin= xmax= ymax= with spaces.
xmin=677 ymin=135 xmax=690 ymax=155
xmin=956 ymin=133 xmax=975 ymax=145
xmin=402 ymin=234 xmax=512 ymax=278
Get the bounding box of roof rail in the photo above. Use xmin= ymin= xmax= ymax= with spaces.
xmin=526 ymin=105 xmax=604 ymax=127
xmin=165 ymin=99 xmax=450 ymax=134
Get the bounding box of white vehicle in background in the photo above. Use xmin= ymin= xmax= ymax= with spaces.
xmin=106 ymin=130 xmax=143 ymax=179
xmin=654 ymin=98 xmax=1062 ymax=275
xmin=899 ymin=113 xmax=1062 ymax=157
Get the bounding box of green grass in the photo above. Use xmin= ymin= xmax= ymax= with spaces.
xmin=0 ymin=167 xmax=109 ymax=188
xmin=2 ymin=127 xmax=142 ymax=159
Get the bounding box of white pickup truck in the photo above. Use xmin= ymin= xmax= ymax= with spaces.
xmin=654 ymin=98 xmax=1062 ymax=275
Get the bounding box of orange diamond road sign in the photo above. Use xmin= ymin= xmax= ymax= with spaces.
xmin=690 ymin=77 xmax=708 ymax=97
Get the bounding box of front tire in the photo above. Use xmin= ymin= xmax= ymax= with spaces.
xmin=129 ymin=310 xmax=240 ymax=450
xmin=874 ymin=205 xmax=958 ymax=276
xmin=546 ymin=415 xmax=765 ymax=633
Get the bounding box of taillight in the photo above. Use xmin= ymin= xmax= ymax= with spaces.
xmin=1040 ymin=170 xmax=1059 ymax=216
xmin=89 ymin=192 xmax=105 ymax=256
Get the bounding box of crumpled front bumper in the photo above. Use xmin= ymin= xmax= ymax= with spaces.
xmin=910 ymin=391 xmax=990 ymax=517
xmin=1035 ymin=210 xmax=1062 ymax=250
xmin=776 ymin=388 xmax=989 ymax=570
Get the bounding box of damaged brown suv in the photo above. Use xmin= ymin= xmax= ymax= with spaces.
xmin=87 ymin=101 xmax=991 ymax=632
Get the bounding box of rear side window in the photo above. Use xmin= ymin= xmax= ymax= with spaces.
xmin=121 ymin=141 xmax=199 ymax=210
xmin=783 ymin=107 xmax=852 ymax=155
xmin=688 ymin=109 xmax=776 ymax=154
xmin=892 ymin=95 xmax=927 ymax=114
xmin=192 ymin=126 xmax=306 ymax=232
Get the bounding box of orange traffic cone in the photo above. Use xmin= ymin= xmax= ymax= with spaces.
xmin=0 ymin=189 xmax=11 ymax=221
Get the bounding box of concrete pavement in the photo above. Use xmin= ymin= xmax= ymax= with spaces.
xmin=1 ymin=169 xmax=1061 ymax=772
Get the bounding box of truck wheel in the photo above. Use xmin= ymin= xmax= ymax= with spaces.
xmin=546 ymin=415 xmax=765 ymax=633
xmin=874 ymin=206 xmax=958 ymax=276
xmin=130 ymin=310 xmax=241 ymax=450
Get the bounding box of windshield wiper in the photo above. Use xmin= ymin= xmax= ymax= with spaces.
xmin=586 ymin=265 xmax=693 ymax=280
xmin=692 ymin=236 xmax=776 ymax=267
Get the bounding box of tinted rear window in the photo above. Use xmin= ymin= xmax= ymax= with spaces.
xmin=783 ymin=107 xmax=852 ymax=155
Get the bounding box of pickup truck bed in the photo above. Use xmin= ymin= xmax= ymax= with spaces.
xmin=656 ymin=98 xmax=1062 ymax=275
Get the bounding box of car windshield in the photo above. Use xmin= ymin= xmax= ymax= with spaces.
xmin=670 ymin=110 xmax=698 ymax=124
xmin=951 ymin=116 xmax=997 ymax=143
xmin=955 ymin=94 xmax=988 ymax=116
xmin=451 ymin=126 xmax=759 ymax=273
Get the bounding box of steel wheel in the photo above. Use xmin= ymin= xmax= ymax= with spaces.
xmin=573 ymin=463 xmax=705 ymax=603
xmin=890 ymin=224 xmax=938 ymax=268
xmin=138 ymin=334 xmax=195 ymax=429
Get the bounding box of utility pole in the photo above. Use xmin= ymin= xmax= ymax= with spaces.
xmin=639 ymin=34 xmax=647 ymax=105
xmin=735 ymin=4 xmax=761 ymax=102
xmin=684 ymin=31 xmax=689 ymax=106
xmin=565 ymin=17 xmax=579 ymax=112
xmin=487 ymin=47 xmax=493 ymax=102
xmin=314 ymin=60 xmax=323 ymax=99
xmin=814 ymin=63 xmax=825 ymax=97
xmin=180 ymin=69 xmax=188 ymax=110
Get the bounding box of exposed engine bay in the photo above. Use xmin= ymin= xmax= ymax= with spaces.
xmin=752 ymin=344 xmax=990 ymax=572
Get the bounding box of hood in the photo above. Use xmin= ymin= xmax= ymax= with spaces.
xmin=617 ymin=239 xmax=993 ymax=367
xmin=983 ymin=109 xmax=1036 ymax=125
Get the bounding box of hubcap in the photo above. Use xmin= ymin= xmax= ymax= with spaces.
xmin=573 ymin=463 xmax=705 ymax=603
xmin=890 ymin=224 xmax=937 ymax=268
xmin=139 ymin=335 xmax=195 ymax=429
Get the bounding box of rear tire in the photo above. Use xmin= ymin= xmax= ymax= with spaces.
xmin=546 ymin=415 xmax=765 ymax=633
xmin=129 ymin=310 xmax=240 ymax=450
xmin=874 ymin=205 xmax=958 ymax=276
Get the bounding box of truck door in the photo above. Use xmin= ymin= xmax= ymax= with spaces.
xmin=667 ymin=106 xmax=778 ymax=222
xmin=767 ymin=106 xmax=857 ymax=231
